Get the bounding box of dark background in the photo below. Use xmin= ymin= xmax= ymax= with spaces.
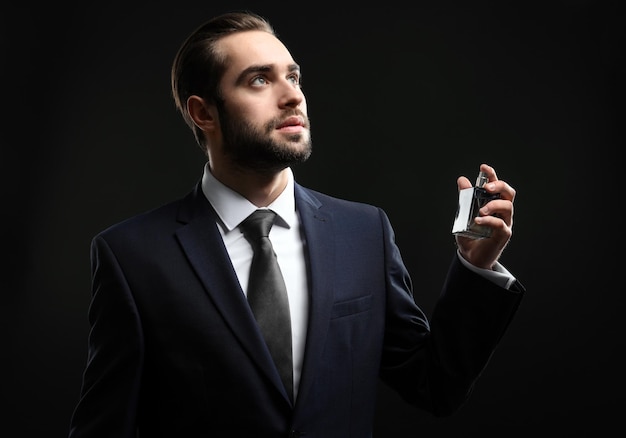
xmin=2 ymin=1 xmax=624 ymax=436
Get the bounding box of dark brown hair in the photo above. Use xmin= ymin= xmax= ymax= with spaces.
xmin=171 ymin=11 xmax=275 ymax=148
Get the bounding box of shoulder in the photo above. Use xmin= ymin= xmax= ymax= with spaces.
xmin=296 ymin=183 xmax=382 ymax=214
xmin=95 ymin=183 xmax=204 ymax=242
xmin=294 ymin=183 xmax=393 ymax=232
xmin=94 ymin=199 xmax=181 ymax=244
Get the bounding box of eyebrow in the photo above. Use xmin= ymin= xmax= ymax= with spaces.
xmin=234 ymin=63 xmax=301 ymax=86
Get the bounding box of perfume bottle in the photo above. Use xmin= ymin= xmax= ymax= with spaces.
xmin=451 ymin=171 xmax=501 ymax=239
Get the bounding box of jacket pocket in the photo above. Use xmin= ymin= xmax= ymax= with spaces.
xmin=330 ymin=294 xmax=372 ymax=319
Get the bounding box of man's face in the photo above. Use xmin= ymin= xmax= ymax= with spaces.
xmin=214 ymin=30 xmax=312 ymax=173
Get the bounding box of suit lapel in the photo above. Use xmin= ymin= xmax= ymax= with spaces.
xmin=174 ymin=184 xmax=290 ymax=402
xmin=293 ymin=184 xmax=336 ymax=407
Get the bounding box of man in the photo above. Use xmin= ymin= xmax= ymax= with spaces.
xmin=68 ymin=11 xmax=524 ymax=437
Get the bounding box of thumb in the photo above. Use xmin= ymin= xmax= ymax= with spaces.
xmin=457 ymin=176 xmax=472 ymax=191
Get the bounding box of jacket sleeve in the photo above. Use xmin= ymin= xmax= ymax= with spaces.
xmin=68 ymin=235 xmax=143 ymax=438
xmin=377 ymin=208 xmax=524 ymax=416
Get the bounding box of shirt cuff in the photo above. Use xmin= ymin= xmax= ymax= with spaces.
xmin=456 ymin=249 xmax=517 ymax=290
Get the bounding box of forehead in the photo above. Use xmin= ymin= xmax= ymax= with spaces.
xmin=217 ymin=30 xmax=296 ymax=76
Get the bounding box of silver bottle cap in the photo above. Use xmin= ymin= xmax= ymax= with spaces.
xmin=475 ymin=171 xmax=489 ymax=188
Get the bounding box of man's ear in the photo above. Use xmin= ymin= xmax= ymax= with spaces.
xmin=187 ymin=95 xmax=218 ymax=132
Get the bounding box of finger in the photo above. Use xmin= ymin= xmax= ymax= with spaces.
xmin=474 ymin=212 xmax=513 ymax=237
xmin=457 ymin=176 xmax=472 ymax=190
xmin=480 ymin=199 xmax=513 ymax=225
xmin=484 ymin=179 xmax=516 ymax=202
xmin=480 ymin=163 xmax=498 ymax=181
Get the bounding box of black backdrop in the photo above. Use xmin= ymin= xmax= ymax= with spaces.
xmin=2 ymin=1 xmax=624 ymax=436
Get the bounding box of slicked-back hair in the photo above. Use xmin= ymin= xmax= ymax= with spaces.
xmin=171 ymin=11 xmax=275 ymax=149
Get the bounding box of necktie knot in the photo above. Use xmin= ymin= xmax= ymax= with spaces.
xmin=240 ymin=209 xmax=276 ymax=241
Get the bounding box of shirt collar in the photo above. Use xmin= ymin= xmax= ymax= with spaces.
xmin=200 ymin=162 xmax=296 ymax=232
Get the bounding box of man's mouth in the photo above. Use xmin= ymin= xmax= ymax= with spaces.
xmin=276 ymin=116 xmax=306 ymax=130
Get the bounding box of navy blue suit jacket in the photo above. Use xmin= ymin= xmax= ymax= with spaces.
xmin=68 ymin=181 xmax=524 ymax=437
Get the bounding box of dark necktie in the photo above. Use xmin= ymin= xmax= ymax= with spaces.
xmin=239 ymin=209 xmax=293 ymax=401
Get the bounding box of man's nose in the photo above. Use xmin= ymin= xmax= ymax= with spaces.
xmin=278 ymin=81 xmax=304 ymax=109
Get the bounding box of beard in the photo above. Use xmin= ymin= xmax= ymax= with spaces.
xmin=218 ymin=104 xmax=312 ymax=174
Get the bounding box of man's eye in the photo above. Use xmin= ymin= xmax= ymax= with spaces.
xmin=288 ymin=75 xmax=301 ymax=85
xmin=251 ymin=76 xmax=267 ymax=86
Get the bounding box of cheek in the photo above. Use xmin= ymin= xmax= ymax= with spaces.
xmin=230 ymin=97 xmax=267 ymax=121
